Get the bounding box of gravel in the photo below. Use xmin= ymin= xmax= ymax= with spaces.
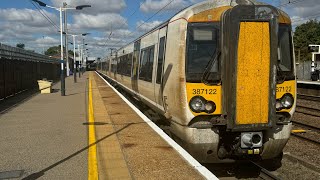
xmin=284 ymin=136 xmax=320 ymax=166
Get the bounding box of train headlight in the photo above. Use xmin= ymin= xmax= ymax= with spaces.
xmin=189 ymin=96 xmax=205 ymax=113
xmin=281 ymin=94 xmax=294 ymax=109
xmin=204 ymin=101 xmax=216 ymax=113
xmin=276 ymin=93 xmax=294 ymax=111
xmin=276 ymin=100 xmax=282 ymax=111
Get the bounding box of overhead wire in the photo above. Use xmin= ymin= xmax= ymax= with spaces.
xmin=278 ymin=0 xmax=305 ymax=8
xmin=111 ymin=0 xmax=176 ymax=48
xmin=28 ymin=0 xmax=60 ymax=30
xmin=292 ymin=12 xmax=320 ymax=24
xmin=274 ymin=0 xmax=319 ymax=25
xmin=103 ymin=0 xmax=144 ymax=47
xmin=103 ymin=2 xmax=141 ymax=46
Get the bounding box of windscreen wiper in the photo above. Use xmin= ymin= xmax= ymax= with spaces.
xmin=276 ymin=62 xmax=286 ymax=84
xmin=201 ymin=51 xmax=221 ymax=85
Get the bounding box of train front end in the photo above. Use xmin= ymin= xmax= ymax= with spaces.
xmin=183 ymin=2 xmax=296 ymax=164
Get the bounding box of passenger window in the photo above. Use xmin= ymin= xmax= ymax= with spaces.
xmin=111 ymin=59 xmax=117 ymax=73
xmin=156 ymin=37 xmax=165 ymax=84
xmin=106 ymin=60 xmax=109 ymax=71
xmin=117 ymin=58 xmax=121 ymax=74
xmin=139 ymin=45 xmax=155 ymax=82
xmin=147 ymin=47 xmax=154 ymax=82
xmin=127 ymin=53 xmax=133 ymax=76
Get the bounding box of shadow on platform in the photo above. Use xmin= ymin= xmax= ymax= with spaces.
xmin=21 ymin=121 xmax=145 ymax=180
xmin=0 ymin=89 xmax=39 ymax=116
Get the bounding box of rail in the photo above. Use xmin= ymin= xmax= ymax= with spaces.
xmin=297 ymin=94 xmax=320 ymax=101
xmin=250 ymin=161 xmax=280 ymax=180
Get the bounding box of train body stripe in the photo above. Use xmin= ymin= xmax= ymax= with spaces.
xmin=188 ymin=6 xmax=231 ymax=22
xmin=236 ymin=22 xmax=270 ymax=125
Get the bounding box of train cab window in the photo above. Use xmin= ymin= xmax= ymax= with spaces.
xmin=156 ymin=37 xmax=166 ymax=84
xmin=278 ymin=25 xmax=293 ymax=72
xmin=139 ymin=45 xmax=155 ymax=82
xmin=277 ymin=24 xmax=294 ymax=81
xmin=186 ymin=23 xmax=220 ymax=83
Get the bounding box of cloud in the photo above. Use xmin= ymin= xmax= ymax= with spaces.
xmin=0 ymin=8 xmax=58 ymax=27
xmin=51 ymin=0 xmax=126 ymax=15
xmin=35 ymin=36 xmax=60 ymax=45
xmin=86 ymin=29 xmax=135 ymax=48
xmin=70 ymin=13 xmax=127 ymax=31
xmin=140 ymin=0 xmax=189 ymax=13
xmin=281 ymin=0 xmax=320 ymax=26
xmin=136 ymin=20 xmax=162 ymax=32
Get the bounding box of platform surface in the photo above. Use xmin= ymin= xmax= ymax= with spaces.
xmin=90 ymin=72 xmax=206 ymax=179
xmin=0 ymin=72 xmax=209 ymax=179
xmin=0 ymin=74 xmax=88 ymax=179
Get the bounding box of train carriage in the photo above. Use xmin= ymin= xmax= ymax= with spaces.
xmin=98 ymin=0 xmax=296 ymax=166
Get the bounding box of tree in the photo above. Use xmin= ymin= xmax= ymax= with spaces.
xmin=293 ymin=20 xmax=320 ymax=62
xmin=16 ymin=43 xmax=25 ymax=49
xmin=68 ymin=50 xmax=78 ymax=56
xmin=45 ymin=45 xmax=77 ymax=56
xmin=45 ymin=45 xmax=60 ymax=56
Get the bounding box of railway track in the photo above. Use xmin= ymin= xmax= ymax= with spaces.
xmin=295 ymin=105 xmax=320 ymax=117
xmin=292 ymin=120 xmax=320 ymax=132
xmin=290 ymin=133 xmax=320 ymax=145
xmin=297 ymin=93 xmax=320 ymax=101
xmin=291 ymin=120 xmax=320 ymax=145
xmin=250 ymin=161 xmax=280 ymax=180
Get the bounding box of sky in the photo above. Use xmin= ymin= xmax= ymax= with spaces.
xmin=0 ymin=0 xmax=319 ymax=58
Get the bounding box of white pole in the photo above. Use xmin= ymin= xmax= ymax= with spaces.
xmin=78 ymin=44 xmax=81 ymax=78
xmin=73 ymin=35 xmax=77 ymax=82
xmin=64 ymin=3 xmax=70 ymax=77
xmin=42 ymin=36 xmax=45 ymax=54
xmin=60 ymin=7 xmax=65 ymax=96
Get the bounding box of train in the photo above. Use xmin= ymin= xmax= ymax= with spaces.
xmin=97 ymin=0 xmax=296 ymax=168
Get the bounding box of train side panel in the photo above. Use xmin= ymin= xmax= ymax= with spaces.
xmin=137 ymin=30 xmax=159 ymax=105
xmin=162 ymin=19 xmax=188 ymax=125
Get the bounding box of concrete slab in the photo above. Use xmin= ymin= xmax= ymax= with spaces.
xmin=0 ymin=74 xmax=88 ymax=179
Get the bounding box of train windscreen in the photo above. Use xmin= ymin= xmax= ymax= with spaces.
xmin=278 ymin=25 xmax=293 ymax=71
xmin=277 ymin=24 xmax=295 ymax=81
xmin=186 ymin=22 xmax=220 ymax=83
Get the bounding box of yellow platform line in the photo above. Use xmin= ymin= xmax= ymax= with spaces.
xmin=88 ymin=76 xmax=98 ymax=180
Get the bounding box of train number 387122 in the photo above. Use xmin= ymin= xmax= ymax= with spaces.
xmin=192 ymin=89 xmax=217 ymax=95
xmin=276 ymin=86 xmax=292 ymax=93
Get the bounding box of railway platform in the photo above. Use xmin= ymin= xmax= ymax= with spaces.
xmin=0 ymin=71 xmax=215 ymax=179
xmin=297 ymin=80 xmax=320 ymax=96
xmin=297 ymin=80 xmax=320 ymax=85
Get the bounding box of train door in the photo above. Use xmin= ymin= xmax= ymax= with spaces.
xmin=154 ymin=27 xmax=167 ymax=107
xmin=221 ymin=5 xmax=278 ymax=130
xmin=132 ymin=40 xmax=141 ymax=92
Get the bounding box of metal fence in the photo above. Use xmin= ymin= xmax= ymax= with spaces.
xmin=0 ymin=43 xmax=60 ymax=99
xmin=296 ymin=61 xmax=312 ymax=80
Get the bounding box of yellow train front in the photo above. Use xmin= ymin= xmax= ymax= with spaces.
xmin=163 ymin=1 xmax=296 ymax=165
xmin=98 ymin=0 xmax=296 ymax=166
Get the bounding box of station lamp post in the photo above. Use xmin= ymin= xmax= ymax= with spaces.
xmin=32 ymin=0 xmax=91 ymax=96
xmin=67 ymin=33 xmax=89 ymax=83
xmin=82 ymin=48 xmax=89 ymax=74
xmin=78 ymin=43 xmax=88 ymax=77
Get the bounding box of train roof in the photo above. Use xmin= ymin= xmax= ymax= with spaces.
xmin=114 ymin=0 xmax=290 ymax=54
